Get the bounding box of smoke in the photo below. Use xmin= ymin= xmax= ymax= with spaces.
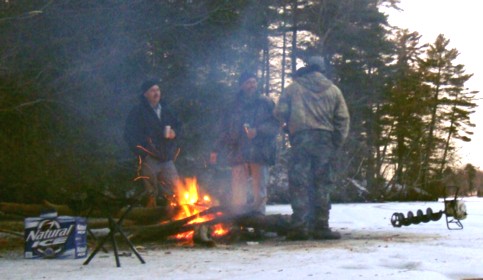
xmin=40 ymin=1 xmax=273 ymax=170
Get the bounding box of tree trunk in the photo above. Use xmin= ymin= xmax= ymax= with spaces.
xmin=291 ymin=0 xmax=298 ymax=74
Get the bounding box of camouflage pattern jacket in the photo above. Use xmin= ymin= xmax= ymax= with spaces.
xmin=214 ymin=93 xmax=279 ymax=166
xmin=274 ymin=71 xmax=350 ymax=148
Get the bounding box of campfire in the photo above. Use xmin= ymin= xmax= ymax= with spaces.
xmin=127 ymin=149 xmax=292 ymax=245
xmin=166 ymin=177 xmax=229 ymax=244
xmin=126 ymin=159 xmax=292 ymax=245
xmin=128 ymin=174 xmax=292 ymax=246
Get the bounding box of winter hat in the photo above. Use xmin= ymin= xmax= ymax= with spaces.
xmin=238 ymin=71 xmax=257 ymax=85
xmin=307 ymin=56 xmax=326 ymax=73
xmin=141 ymin=78 xmax=159 ymax=94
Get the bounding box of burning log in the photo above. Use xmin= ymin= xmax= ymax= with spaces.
xmin=128 ymin=205 xmax=292 ymax=243
xmin=128 ymin=205 xmax=229 ymax=242
xmin=193 ymin=225 xmax=216 ymax=247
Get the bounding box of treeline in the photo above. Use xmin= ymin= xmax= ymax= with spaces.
xmin=0 ymin=0 xmax=479 ymax=203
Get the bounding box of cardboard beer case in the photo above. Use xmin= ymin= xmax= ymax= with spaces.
xmin=24 ymin=211 xmax=87 ymax=259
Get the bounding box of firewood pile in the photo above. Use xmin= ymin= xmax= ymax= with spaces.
xmin=128 ymin=205 xmax=291 ymax=245
xmin=0 ymin=201 xmax=291 ymax=246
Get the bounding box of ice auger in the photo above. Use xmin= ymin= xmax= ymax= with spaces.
xmin=390 ymin=190 xmax=467 ymax=230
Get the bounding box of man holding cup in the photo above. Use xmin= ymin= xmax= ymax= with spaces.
xmin=210 ymin=72 xmax=279 ymax=215
xmin=124 ymin=78 xmax=182 ymax=208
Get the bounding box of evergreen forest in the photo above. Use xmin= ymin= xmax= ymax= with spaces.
xmin=0 ymin=0 xmax=481 ymax=204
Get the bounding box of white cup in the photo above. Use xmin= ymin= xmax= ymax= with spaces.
xmin=164 ymin=125 xmax=171 ymax=138
xmin=243 ymin=123 xmax=250 ymax=134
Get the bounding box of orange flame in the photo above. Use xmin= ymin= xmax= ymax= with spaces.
xmin=171 ymin=177 xmax=229 ymax=241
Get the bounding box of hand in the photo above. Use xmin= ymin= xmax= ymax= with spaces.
xmin=246 ymin=128 xmax=257 ymax=139
xmin=167 ymin=129 xmax=176 ymax=139
xmin=209 ymin=152 xmax=217 ymax=165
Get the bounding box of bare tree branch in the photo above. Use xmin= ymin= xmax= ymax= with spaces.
xmin=0 ymin=99 xmax=45 ymax=112
xmin=0 ymin=0 xmax=54 ymax=22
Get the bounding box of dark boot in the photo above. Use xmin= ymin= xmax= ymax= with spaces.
xmin=312 ymin=210 xmax=340 ymax=240
xmin=312 ymin=228 xmax=341 ymax=240
xmin=285 ymin=227 xmax=311 ymax=241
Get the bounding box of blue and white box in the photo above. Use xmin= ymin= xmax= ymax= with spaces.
xmin=24 ymin=212 xmax=87 ymax=259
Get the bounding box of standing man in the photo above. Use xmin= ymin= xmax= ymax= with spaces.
xmin=124 ymin=78 xmax=182 ymax=208
xmin=210 ymin=72 xmax=279 ymax=215
xmin=274 ymin=56 xmax=350 ymax=240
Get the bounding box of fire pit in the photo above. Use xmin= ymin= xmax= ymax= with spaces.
xmin=128 ymin=176 xmax=291 ymax=245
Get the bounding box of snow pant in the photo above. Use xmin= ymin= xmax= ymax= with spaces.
xmin=141 ymin=156 xmax=180 ymax=208
xmin=288 ymin=130 xmax=335 ymax=232
xmin=231 ymin=163 xmax=268 ymax=214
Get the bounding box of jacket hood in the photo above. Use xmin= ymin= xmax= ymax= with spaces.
xmin=295 ymin=71 xmax=333 ymax=95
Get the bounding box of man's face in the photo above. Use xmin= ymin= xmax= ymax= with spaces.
xmin=240 ymin=78 xmax=258 ymax=96
xmin=143 ymin=85 xmax=161 ymax=106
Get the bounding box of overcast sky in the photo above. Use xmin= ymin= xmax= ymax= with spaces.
xmin=382 ymin=0 xmax=483 ymax=168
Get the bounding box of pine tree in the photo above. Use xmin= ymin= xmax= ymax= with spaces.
xmin=381 ymin=29 xmax=429 ymax=196
xmin=419 ymin=34 xmax=478 ymax=191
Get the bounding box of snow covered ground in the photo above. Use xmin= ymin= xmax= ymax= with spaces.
xmin=1 ymin=198 xmax=482 ymax=280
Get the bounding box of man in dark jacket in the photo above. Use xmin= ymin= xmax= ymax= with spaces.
xmin=274 ymin=56 xmax=350 ymax=240
xmin=124 ymin=79 xmax=182 ymax=208
xmin=210 ymin=72 xmax=279 ymax=214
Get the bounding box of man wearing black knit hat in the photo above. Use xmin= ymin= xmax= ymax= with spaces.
xmin=210 ymin=71 xmax=279 ymax=215
xmin=124 ymin=78 xmax=182 ymax=208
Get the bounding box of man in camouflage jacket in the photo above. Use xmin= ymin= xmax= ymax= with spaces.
xmin=274 ymin=56 xmax=350 ymax=240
